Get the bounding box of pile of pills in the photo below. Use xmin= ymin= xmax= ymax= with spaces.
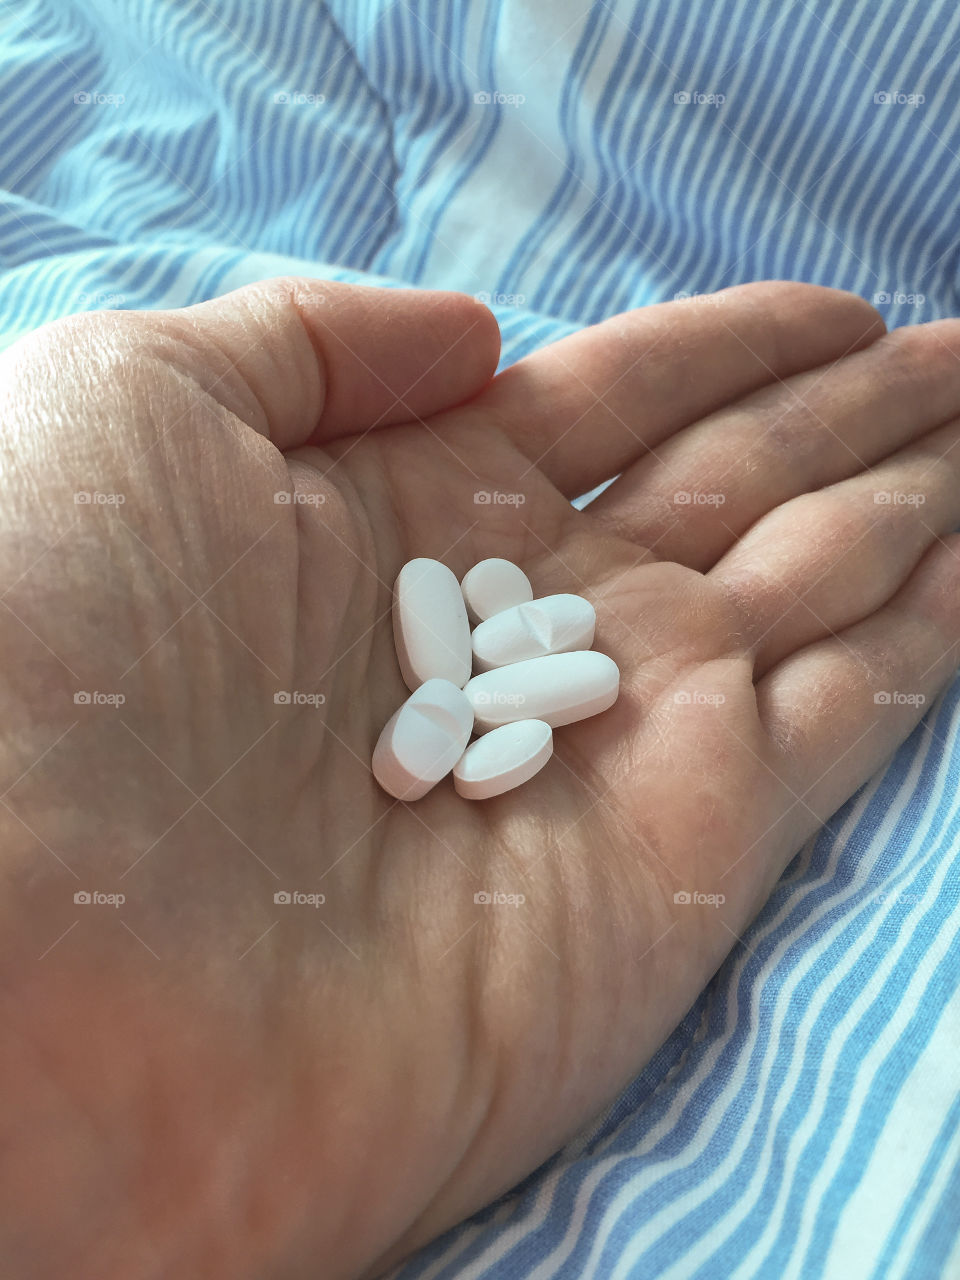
xmin=372 ymin=557 xmax=620 ymax=802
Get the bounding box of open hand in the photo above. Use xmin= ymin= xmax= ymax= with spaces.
xmin=2 ymin=278 xmax=958 ymax=1278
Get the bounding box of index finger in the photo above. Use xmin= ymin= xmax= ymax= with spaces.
xmin=465 ymin=282 xmax=885 ymax=498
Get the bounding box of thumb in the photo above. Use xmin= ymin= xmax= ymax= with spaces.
xmin=153 ymin=276 xmax=501 ymax=451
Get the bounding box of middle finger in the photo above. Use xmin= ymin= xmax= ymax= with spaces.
xmin=589 ymin=319 xmax=960 ymax=568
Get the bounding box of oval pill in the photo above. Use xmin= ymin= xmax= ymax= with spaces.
xmin=372 ymin=678 xmax=473 ymax=801
xmin=464 ymin=651 xmax=620 ymax=730
xmin=453 ymin=720 xmax=553 ymax=799
xmin=393 ymin=558 xmax=472 ymax=691
xmin=460 ymin=558 xmax=533 ymax=623
xmin=471 ymin=593 xmax=596 ymax=671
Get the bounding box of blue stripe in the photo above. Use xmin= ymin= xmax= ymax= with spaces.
xmin=2 ymin=2 xmax=960 ymax=1274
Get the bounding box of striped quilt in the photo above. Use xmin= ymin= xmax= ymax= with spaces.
xmin=1 ymin=2 xmax=958 ymax=1276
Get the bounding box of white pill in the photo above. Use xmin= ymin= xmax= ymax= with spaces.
xmin=372 ymin=678 xmax=473 ymax=801
xmin=465 ymin=650 xmax=620 ymax=730
xmin=471 ymin=593 xmax=596 ymax=671
xmin=453 ymin=720 xmax=553 ymax=799
xmin=393 ymin=558 xmax=472 ymax=691
xmin=460 ymin=558 xmax=533 ymax=623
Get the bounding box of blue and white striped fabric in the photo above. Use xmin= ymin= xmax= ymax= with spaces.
xmin=2 ymin=2 xmax=959 ymax=1276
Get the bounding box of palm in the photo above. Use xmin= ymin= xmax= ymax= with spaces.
xmin=4 ymin=278 xmax=960 ymax=1280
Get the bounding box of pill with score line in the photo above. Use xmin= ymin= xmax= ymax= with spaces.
xmin=372 ymin=678 xmax=474 ymax=800
xmin=374 ymin=556 xmax=621 ymax=800
xmin=460 ymin=558 xmax=533 ymax=623
xmin=471 ymin=593 xmax=596 ymax=671
xmin=393 ymin=558 xmax=472 ymax=691
xmin=464 ymin=650 xmax=620 ymax=731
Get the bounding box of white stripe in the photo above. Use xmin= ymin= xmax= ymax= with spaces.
xmin=826 ymin=976 xmax=960 ymax=1277
xmin=609 ymin=721 xmax=949 ymax=1277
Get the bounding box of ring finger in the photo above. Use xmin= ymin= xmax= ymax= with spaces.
xmin=710 ymin=417 xmax=960 ymax=676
